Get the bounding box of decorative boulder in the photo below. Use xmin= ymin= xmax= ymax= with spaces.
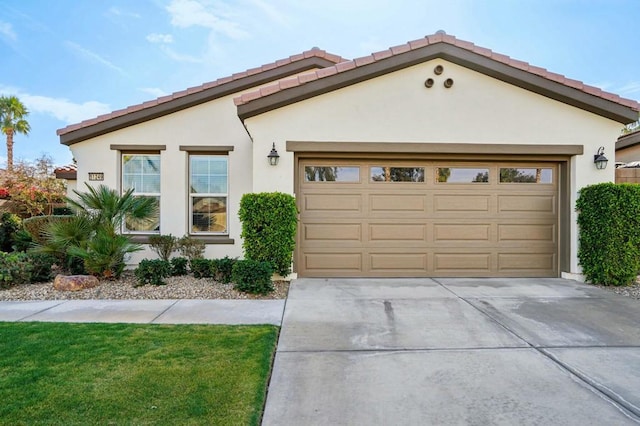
xmin=53 ymin=275 xmax=99 ymax=291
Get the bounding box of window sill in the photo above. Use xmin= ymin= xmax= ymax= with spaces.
xmin=189 ymin=236 xmax=235 ymax=244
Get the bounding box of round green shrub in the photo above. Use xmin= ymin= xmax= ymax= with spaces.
xmin=135 ymin=259 xmax=172 ymax=286
xmin=232 ymin=259 xmax=274 ymax=295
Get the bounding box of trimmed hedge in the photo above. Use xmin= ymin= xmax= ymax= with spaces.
xmin=238 ymin=192 xmax=297 ymax=276
xmin=576 ymin=183 xmax=640 ymax=286
xmin=232 ymin=259 xmax=274 ymax=294
xmin=135 ymin=259 xmax=172 ymax=286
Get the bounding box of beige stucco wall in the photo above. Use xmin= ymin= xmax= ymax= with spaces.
xmin=69 ymin=93 xmax=253 ymax=264
xmin=243 ymin=59 xmax=623 ymax=276
xmin=616 ymin=144 xmax=640 ymax=164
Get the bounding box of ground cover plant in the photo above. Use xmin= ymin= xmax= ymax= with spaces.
xmin=0 ymin=322 xmax=277 ymax=425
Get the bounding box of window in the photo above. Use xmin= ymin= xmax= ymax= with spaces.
xmin=436 ymin=167 xmax=489 ymax=183
xmin=499 ymin=168 xmax=552 ymax=183
xmin=371 ymin=167 xmax=424 ymax=182
xmin=122 ymin=154 xmax=161 ymax=232
xmin=190 ymin=155 xmax=228 ymax=234
xmin=304 ymin=166 xmax=359 ymax=182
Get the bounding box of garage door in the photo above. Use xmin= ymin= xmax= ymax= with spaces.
xmin=298 ymin=160 xmax=558 ymax=277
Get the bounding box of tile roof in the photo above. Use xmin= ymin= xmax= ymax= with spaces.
xmin=234 ymin=33 xmax=640 ymax=118
xmin=53 ymin=163 xmax=77 ymax=179
xmin=57 ymin=47 xmax=346 ymax=137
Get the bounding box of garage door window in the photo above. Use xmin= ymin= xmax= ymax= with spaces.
xmin=304 ymin=166 xmax=359 ymax=182
xmin=436 ymin=167 xmax=489 ymax=183
xmin=500 ymin=168 xmax=552 ymax=183
xmin=371 ymin=167 xmax=424 ymax=182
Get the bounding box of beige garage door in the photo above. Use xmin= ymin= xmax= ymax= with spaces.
xmin=298 ymin=160 xmax=558 ymax=277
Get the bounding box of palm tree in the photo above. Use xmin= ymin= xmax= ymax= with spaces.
xmin=0 ymin=95 xmax=31 ymax=172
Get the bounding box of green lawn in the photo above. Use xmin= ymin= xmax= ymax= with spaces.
xmin=0 ymin=322 xmax=278 ymax=425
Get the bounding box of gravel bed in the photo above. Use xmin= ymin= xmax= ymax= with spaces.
xmin=595 ymin=281 xmax=640 ymax=300
xmin=0 ymin=272 xmax=288 ymax=301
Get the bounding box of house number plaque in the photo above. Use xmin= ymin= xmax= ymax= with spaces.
xmin=88 ymin=172 xmax=104 ymax=181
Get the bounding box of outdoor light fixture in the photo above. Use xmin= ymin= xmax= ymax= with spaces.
xmin=594 ymin=146 xmax=608 ymax=170
xmin=268 ymin=143 xmax=280 ymax=166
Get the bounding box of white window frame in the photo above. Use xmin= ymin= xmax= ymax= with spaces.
xmin=189 ymin=154 xmax=229 ymax=235
xmin=121 ymin=153 xmax=161 ymax=234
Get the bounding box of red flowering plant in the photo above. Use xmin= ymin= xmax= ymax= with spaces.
xmin=0 ymin=188 xmax=9 ymax=199
xmin=1 ymin=156 xmax=66 ymax=217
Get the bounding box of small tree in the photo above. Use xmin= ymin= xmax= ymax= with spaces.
xmin=0 ymin=95 xmax=31 ymax=172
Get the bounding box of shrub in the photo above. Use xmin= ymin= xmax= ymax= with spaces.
xmin=52 ymin=206 xmax=73 ymax=215
xmin=148 ymin=234 xmax=178 ymax=261
xmin=70 ymin=233 xmax=139 ymax=279
xmin=211 ymin=256 xmax=237 ymax=284
xmin=34 ymin=214 xmax=90 ymax=275
xmin=23 ymin=215 xmax=74 ymax=245
xmin=576 ymin=183 xmax=640 ymax=286
xmin=232 ymin=259 xmax=273 ymax=294
xmin=0 ymin=252 xmax=32 ymax=288
xmin=0 ymin=213 xmax=21 ymax=252
xmin=238 ymin=192 xmax=297 ymax=276
xmin=170 ymin=257 xmax=188 ymax=276
xmin=190 ymin=258 xmax=213 ymax=279
xmin=11 ymin=229 xmax=33 ymax=252
xmin=135 ymin=259 xmax=172 ymax=286
xmin=26 ymin=252 xmax=56 ymax=283
xmin=177 ymin=236 xmax=205 ymax=260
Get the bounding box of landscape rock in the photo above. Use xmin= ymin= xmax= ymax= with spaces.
xmin=53 ymin=275 xmax=100 ymax=291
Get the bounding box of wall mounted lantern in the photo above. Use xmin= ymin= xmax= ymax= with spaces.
xmin=594 ymin=146 xmax=608 ymax=170
xmin=268 ymin=143 xmax=280 ymax=166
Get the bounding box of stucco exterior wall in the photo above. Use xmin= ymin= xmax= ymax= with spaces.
xmin=69 ymin=93 xmax=253 ymax=263
xmin=243 ymin=59 xmax=623 ymax=276
xmin=616 ymin=144 xmax=640 ymax=164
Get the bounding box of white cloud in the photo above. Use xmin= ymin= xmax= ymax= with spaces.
xmin=0 ymin=21 xmax=17 ymax=40
xmin=138 ymin=87 xmax=168 ymax=98
xmin=146 ymin=33 xmax=174 ymax=44
xmin=0 ymin=85 xmax=111 ymax=124
xmin=108 ymin=7 xmax=141 ymax=18
xmin=247 ymin=0 xmax=290 ymax=27
xmin=160 ymin=46 xmax=204 ymax=63
xmin=166 ymin=0 xmax=249 ymax=40
xmin=65 ymin=41 xmax=126 ymax=75
xmin=23 ymin=95 xmax=111 ymax=124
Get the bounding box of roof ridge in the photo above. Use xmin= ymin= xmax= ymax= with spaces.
xmin=57 ymin=47 xmax=347 ymax=136
xmin=233 ymin=33 xmax=640 ymax=113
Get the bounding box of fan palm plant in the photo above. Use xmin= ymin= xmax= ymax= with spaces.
xmin=0 ymin=95 xmax=31 ymax=172
xmin=37 ymin=184 xmax=158 ymax=278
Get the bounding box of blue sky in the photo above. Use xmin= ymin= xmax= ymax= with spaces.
xmin=1 ymin=0 xmax=639 ymax=167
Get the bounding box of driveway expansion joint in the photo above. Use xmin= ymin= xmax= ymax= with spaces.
xmin=149 ymin=299 xmax=180 ymax=323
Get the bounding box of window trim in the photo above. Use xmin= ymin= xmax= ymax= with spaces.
xmin=189 ymin=154 xmax=229 ymax=235
xmin=121 ymin=152 xmax=161 ymax=234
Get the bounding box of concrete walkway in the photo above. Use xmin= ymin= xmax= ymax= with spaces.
xmin=0 ymin=299 xmax=285 ymax=325
xmin=263 ymin=278 xmax=640 ymax=425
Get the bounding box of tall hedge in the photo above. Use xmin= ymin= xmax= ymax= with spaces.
xmin=576 ymin=183 xmax=640 ymax=286
xmin=238 ymin=192 xmax=298 ymax=276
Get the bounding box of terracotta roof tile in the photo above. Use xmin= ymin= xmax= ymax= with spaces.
xmin=233 ymin=33 xmax=640 ymax=116
xmin=279 ymin=77 xmax=300 ymax=90
xmin=57 ymin=46 xmax=348 ymax=137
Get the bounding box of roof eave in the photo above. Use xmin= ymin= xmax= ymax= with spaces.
xmin=616 ymin=130 xmax=640 ymax=151
xmin=238 ymin=43 xmax=639 ymax=124
xmin=60 ymin=56 xmax=340 ymax=146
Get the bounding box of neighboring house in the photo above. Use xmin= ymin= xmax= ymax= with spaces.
xmin=53 ymin=164 xmax=77 ymax=198
xmin=57 ymin=33 xmax=640 ymax=280
xmin=615 ymin=129 xmax=640 ymax=164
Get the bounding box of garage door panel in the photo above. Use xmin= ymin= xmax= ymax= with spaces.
xmin=304 ymin=253 xmax=362 ymax=272
xmin=433 ymin=253 xmax=492 ymax=272
xmin=498 ymin=195 xmax=556 ymax=214
xmin=433 ymin=194 xmax=491 ymax=212
xmin=304 ymin=193 xmax=362 ymax=213
xmin=370 ymin=253 xmax=428 ymax=271
xmin=498 ymin=253 xmax=556 ymax=272
xmin=434 ymin=224 xmax=491 ymax=242
xmin=498 ymin=224 xmax=555 ymax=242
xmin=304 ymin=223 xmax=362 ymax=241
xmin=369 ymin=194 xmax=426 ymax=212
xmin=369 ymin=223 xmax=427 ymax=241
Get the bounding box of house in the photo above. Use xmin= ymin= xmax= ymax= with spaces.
xmin=615 ymin=129 xmax=640 ymax=164
xmin=57 ymin=33 xmax=640 ymax=279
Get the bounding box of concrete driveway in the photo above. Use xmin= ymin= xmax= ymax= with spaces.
xmin=262 ymin=278 xmax=640 ymax=425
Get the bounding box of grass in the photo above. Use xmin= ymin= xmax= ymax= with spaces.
xmin=0 ymin=322 xmax=278 ymax=425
